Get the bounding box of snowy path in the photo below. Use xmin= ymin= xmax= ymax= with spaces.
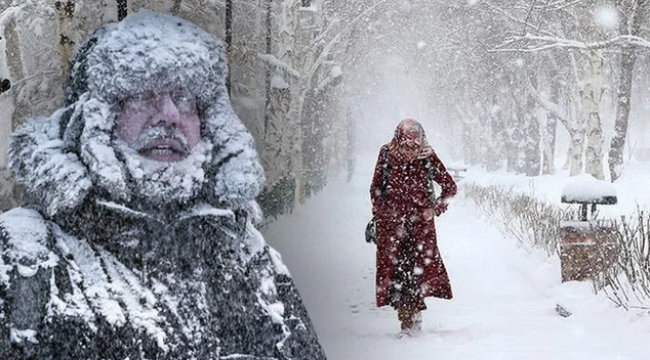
xmin=262 ymin=169 xmax=650 ymax=360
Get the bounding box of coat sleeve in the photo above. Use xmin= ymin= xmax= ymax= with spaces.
xmin=0 ymin=210 xmax=55 ymax=360
xmin=430 ymin=151 xmax=457 ymax=201
xmin=369 ymin=145 xmax=388 ymax=214
xmin=253 ymin=246 xmax=328 ymax=360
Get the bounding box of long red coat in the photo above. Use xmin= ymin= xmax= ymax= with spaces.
xmin=370 ymin=145 xmax=457 ymax=309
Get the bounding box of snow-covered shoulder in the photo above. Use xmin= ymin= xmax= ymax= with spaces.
xmin=0 ymin=207 xmax=57 ymax=280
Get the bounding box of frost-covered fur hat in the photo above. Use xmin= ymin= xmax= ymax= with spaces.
xmin=9 ymin=10 xmax=265 ymax=217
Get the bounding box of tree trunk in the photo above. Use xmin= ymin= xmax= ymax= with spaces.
xmin=583 ymin=51 xmax=605 ymax=180
xmin=55 ymin=0 xmax=76 ymax=82
xmin=609 ymin=0 xmax=647 ymax=182
xmin=170 ymin=0 xmax=182 ymax=14
xmin=5 ymin=18 xmax=24 ymax=131
xmin=462 ymin=122 xmax=479 ymax=166
xmin=538 ymin=69 xmax=557 ymax=175
xmin=523 ymin=99 xmax=541 ymax=176
xmin=609 ymin=46 xmax=636 ymax=181
xmin=264 ymin=0 xmax=272 ymax=135
xmin=485 ymin=104 xmax=505 ymax=172
xmin=543 ymin=111 xmax=557 ymax=174
xmin=225 ymin=0 xmax=232 ymax=93
xmin=0 ymin=2 xmax=14 ymax=171
xmin=562 ymin=145 xmax=571 ymax=170
xmin=569 ymin=129 xmax=585 ymax=176
xmin=0 ymin=96 xmax=13 ymax=169
xmin=504 ymin=110 xmax=519 ymax=173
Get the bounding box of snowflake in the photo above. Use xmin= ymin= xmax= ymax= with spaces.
xmin=594 ymin=6 xmax=619 ymax=29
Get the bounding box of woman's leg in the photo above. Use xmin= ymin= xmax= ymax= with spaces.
xmin=391 ymin=229 xmax=426 ymax=333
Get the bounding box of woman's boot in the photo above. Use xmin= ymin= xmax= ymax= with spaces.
xmin=397 ymin=307 xmax=415 ymax=337
xmin=412 ymin=311 xmax=422 ymax=333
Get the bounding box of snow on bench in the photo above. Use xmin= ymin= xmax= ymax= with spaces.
xmin=561 ymin=174 xmax=617 ymax=205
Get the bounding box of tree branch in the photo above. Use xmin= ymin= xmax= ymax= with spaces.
xmin=522 ymin=0 xmax=538 ymax=36
xmin=480 ymin=0 xmax=558 ymax=38
xmin=492 ymin=33 xmax=650 ymax=53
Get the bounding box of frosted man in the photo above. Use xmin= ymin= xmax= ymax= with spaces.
xmin=0 ymin=10 xmax=327 ymax=360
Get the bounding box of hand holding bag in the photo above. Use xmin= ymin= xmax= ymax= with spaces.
xmin=365 ymin=217 xmax=377 ymax=244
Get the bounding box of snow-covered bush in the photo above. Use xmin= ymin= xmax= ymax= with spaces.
xmin=463 ymin=182 xmax=650 ymax=311
xmin=463 ymin=182 xmax=572 ymax=256
xmin=603 ymin=213 xmax=650 ymax=309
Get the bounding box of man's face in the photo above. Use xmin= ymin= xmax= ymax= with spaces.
xmin=116 ymin=90 xmax=201 ymax=162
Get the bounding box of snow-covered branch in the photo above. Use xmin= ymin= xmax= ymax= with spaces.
xmin=493 ymin=33 xmax=650 ymax=52
xmin=536 ymin=0 xmax=586 ymax=12
xmin=306 ymin=17 xmax=341 ymax=54
xmin=525 ymin=73 xmax=570 ymax=130
xmin=314 ymin=64 xmax=342 ymax=94
xmin=305 ymin=0 xmax=391 ymax=85
xmin=257 ymin=53 xmax=300 ymax=80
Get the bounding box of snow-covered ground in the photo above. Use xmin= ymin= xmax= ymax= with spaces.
xmin=262 ymin=158 xmax=650 ymax=360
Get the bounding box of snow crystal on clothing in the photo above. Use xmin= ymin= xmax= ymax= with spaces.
xmin=0 ymin=208 xmax=57 ymax=277
xmin=9 ymin=328 xmax=38 ymax=344
xmin=561 ymin=174 xmax=617 ymax=204
xmin=79 ymin=98 xmax=130 ymax=202
xmin=57 ymin=232 xmax=127 ymax=327
xmin=180 ymin=203 xmax=235 ymax=220
xmin=9 ymin=111 xmax=93 ymax=217
xmin=98 ymin=249 xmax=168 ymax=350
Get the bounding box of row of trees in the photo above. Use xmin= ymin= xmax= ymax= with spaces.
xmin=477 ymin=0 xmax=650 ymax=182
xmin=329 ymin=0 xmax=650 ymax=182
xmin=0 ymin=0 xmax=355 ymax=217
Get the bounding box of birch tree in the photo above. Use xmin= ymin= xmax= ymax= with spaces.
xmin=488 ymin=1 xmax=619 ymax=179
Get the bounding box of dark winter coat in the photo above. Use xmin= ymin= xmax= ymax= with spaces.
xmin=0 ymin=11 xmax=326 ymax=360
xmin=370 ymin=142 xmax=457 ymax=309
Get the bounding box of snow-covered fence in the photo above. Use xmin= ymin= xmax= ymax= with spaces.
xmin=463 ymin=182 xmax=650 ymax=311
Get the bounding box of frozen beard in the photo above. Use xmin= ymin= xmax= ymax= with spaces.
xmin=115 ymin=127 xmax=213 ymax=207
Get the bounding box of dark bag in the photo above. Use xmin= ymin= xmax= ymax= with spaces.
xmin=367 ymin=147 xmax=390 ymax=245
xmin=365 ymin=217 xmax=377 ymax=243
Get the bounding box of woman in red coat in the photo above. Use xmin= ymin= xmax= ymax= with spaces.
xmin=370 ymin=118 xmax=457 ymax=336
